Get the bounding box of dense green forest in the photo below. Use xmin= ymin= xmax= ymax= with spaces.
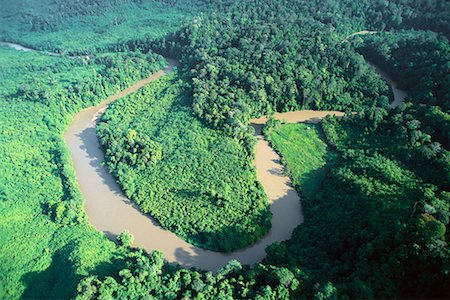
xmin=1 ymin=0 xmax=449 ymax=299
xmin=357 ymin=31 xmax=450 ymax=149
xmin=264 ymin=110 xmax=449 ymax=298
xmin=0 ymin=0 xmax=212 ymax=53
xmin=97 ymin=73 xmax=271 ymax=251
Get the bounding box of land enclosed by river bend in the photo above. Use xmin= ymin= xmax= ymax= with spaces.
xmin=63 ymin=55 xmax=406 ymax=271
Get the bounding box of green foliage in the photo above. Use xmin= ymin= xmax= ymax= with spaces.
xmin=97 ymin=72 xmax=271 ymax=251
xmin=168 ymin=6 xmax=392 ymax=136
xmin=0 ymin=0 xmax=213 ymax=53
xmin=0 ymin=43 xmax=166 ymax=298
xmin=314 ymin=282 xmax=338 ymax=300
xmin=266 ymin=123 xmax=338 ymax=199
xmin=262 ymin=115 xmax=282 ymax=136
xmin=76 ymin=249 xmax=303 ymax=299
xmin=358 ymin=31 xmax=450 ymax=149
xmin=124 ymin=129 xmax=163 ymax=168
xmin=266 ymin=112 xmax=449 ymax=298
xmin=117 ymin=231 xmax=135 ymax=248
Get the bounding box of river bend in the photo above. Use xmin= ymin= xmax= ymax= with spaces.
xmin=63 ymin=58 xmax=406 ymax=271
xmin=0 ymin=36 xmax=396 ymax=270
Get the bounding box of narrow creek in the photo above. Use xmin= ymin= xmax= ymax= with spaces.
xmin=5 ymin=41 xmax=407 ymax=271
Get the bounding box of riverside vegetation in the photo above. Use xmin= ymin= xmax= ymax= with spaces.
xmin=97 ymin=72 xmax=271 ymax=252
xmin=1 ymin=0 xmax=449 ymax=299
xmin=0 ymin=45 xmax=167 ymax=298
xmin=264 ymin=122 xmax=338 ymax=200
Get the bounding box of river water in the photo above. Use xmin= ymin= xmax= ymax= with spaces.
xmin=6 ymin=40 xmax=406 ymax=271
xmin=63 ymin=60 xmax=346 ymax=271
xmin=0 ymin=42 xmax=34 ymax=51
xmin=367 ymin=61 xmax=407 ymax=108
xmin=63 ymin=61 xmax=406 ymax=271
xmin=0 ymin=41 xmax=80 ymax=57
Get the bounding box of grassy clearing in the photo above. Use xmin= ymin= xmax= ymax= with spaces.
xmin=267 ymin=123 xmax=338 ymax=199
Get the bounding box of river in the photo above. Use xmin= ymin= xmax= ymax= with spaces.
xmin=64 ymin=58 xmax=407 ymax=271
xmin=1 ymin=41 xmax=84 ymax=58
xmin=5 ymin=41 xmax=407 ymax=271
xmin=0 ymin=42 xmax=35 ymax=51
xmin=63 ymin=60 xmax=347 ymax=271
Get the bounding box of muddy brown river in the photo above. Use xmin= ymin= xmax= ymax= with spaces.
xmin=0 ymin=42 xmax=35 ymax=51
xmin=63 ymin=61 xmax=344 ymax=271
xmin=62 ymin=55 xmax=406 ymax=271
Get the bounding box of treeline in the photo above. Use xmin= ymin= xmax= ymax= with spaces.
xmin=97 ymin=73 xmax=271 ymax=251
xmin=356 ymin=0 xmax=450 ymax=36
xmin=319 ymin=0 xmax=450 ymax=36
xmin=5 ymin=0 xmax=211 ymax=32
xmin=264 ymin=108 xmax=449 ymax=298
xmin=172 ymin=0 xmax=450 ymax=36
xmin=358 ymin=31 xmax=450 ymax=149
xmin=76 ymin=249 xmax=305 ymax=299
xmin=0 ymin=0 xmax=211 ymax=54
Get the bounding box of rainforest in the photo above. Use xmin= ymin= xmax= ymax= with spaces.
xmin=0 ymin=0 xmax=449 ymax=299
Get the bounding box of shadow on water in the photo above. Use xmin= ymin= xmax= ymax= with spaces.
xmin=252 ymin=123 xmax=264 ymax=135
xmin=104 ymin=230 xmax=119 ymax=240
xmin=268 ymin=167 xmax=284 ymax=176
xmin=77 ymin=126 xmax=131 ymax=200
xmin=174 ymin=247 xmax=197 ymax=267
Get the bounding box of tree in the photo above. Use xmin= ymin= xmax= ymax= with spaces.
xmin=117 ymin=231 xmax=134 ymax=247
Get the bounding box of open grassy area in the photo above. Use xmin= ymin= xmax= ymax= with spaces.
xmin=267 ymin=123 xmax=338 ymax=199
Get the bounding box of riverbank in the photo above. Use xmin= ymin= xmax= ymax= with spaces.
xmin=63 ymin=56 xmax=407 ymax=271
xmin=64 ymin=60 xmax=346 ymax=270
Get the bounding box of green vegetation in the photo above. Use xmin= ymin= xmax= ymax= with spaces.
xmin=358 ymin=31 xmax=450 ymax=149
xmin=97 ymin=72 xmax=270 ymax=251
xmin=0 ymin=45 xmax=166 ymax=298
xmin=1 ymin=0 xmax=449 ymax=299
xmin=117 ymin=231 xmax=135 ymax=248
xmin=260 ymin=110 xmax=447 ymax=297
xmin=76 ymin=250 xmax=303 ymax=299
xmin=265 ymin=123 xmax=338 ymax=199
xmin=168 ymin=7 xmax=393 ymax=137
xmin=266 ymin=109 xmax=449 ymax=298
xmin=0 ymin=0 xmax=212 ymax=53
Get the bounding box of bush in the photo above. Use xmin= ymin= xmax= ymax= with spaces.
xmin=117 ymin=231 xmax=134 ymax=247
